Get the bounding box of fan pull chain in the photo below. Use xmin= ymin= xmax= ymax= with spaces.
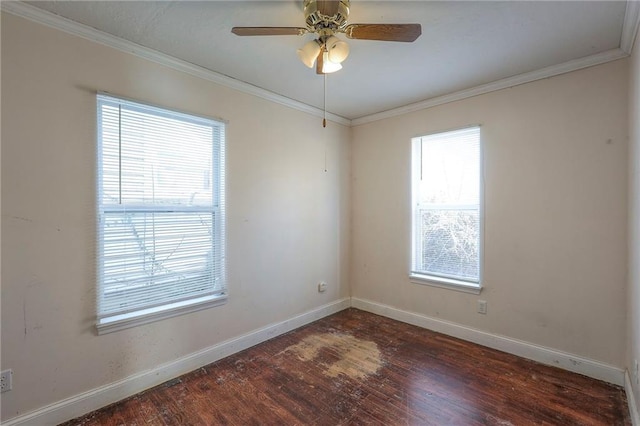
xmin=323 ymin=72 xmax=327 ymax=128
xmin=324 ymin=143 xmax=328 ymax=173
xmin=324 ymin=73 xmax=328 ymax=172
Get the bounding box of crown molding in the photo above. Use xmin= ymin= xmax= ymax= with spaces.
xmin=353 ymin=0 xmax=638 ymax=126
xmin=2 ymin=1 xmax=635 ymax=128
xmin=622 ymin=0 xmax=640 ymax=54
xmin=0 ymin=1 xmax=352 ymax=127
xmin=351 ymin=47 xmax=628 ymax=126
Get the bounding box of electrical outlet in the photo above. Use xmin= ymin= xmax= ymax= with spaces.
xmin=1 ymin=369 xmax=13 ymax=393
xmin=317 ymin=281 xmax=327 ymax=293
xmin=477 ymin=300 xmax=487 ymax=315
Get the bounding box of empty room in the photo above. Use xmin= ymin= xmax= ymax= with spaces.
xmin=1 ymin=0 xmax=640 ymax=424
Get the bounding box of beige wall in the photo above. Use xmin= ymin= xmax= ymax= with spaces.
xmin=1 ymin=7 xmax=634 ymax=423
xmin=628 ymin=23 xmax=640 ymax=413
xmin=0 ymin=13 xmax=350 ymax=419
xmin=351 ymin=59 xmax=628 ymax=366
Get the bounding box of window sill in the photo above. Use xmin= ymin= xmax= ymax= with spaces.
xmin=96 ymin=294 xmax=228 ymax=335
xmin=410 ymin=273 xmax=482 ymax=295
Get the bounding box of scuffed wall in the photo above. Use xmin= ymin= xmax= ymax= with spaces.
xmin=351 ymin=59 xmax=628 ymax=367
xmin=628 ymin=19 xmax=640 ymax=416
xmin=0 ymin=13 xmax=350 ymax=420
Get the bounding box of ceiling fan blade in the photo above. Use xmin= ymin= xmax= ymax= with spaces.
xmin=231 ymin=27 xmax=308 ymax=36
xmin=343 ymin=24 xmax=422 ymax=42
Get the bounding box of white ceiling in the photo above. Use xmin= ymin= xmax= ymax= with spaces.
xmin=20 ymin=1 xmax=634 ymax=120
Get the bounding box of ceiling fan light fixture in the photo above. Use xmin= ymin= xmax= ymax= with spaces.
xmin=325 ymin=35 xmax=350 ymax=64
xmin=231 ymin=1 xmax=422 ymax=125
xmin=321 ymin=51 xmax=342 ymax=73
xmin=297 ymin=39 xmax=322 ymax=68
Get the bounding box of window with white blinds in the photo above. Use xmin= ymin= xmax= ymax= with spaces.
xmin=411 ymin=126 xmax=482 ymax=292
xmin=96 ymin=94 xmax=226 ymax=333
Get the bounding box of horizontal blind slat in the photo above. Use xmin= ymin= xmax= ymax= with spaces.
xmin=412 ymin=126 xmax=480 ymax=283
xmin=97 ymin=94 xmax=226 ymax=319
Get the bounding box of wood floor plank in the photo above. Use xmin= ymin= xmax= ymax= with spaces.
xmin=61 ymin=309 xmax=631 ymax=425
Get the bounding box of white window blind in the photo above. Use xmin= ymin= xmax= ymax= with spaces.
xmin=97 ymin=94 xmax=226 ymax=329
xmin=411 ymin=126 xmax=481 ymax=288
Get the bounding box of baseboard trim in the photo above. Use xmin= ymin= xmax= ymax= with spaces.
xmin=2 ymin=298 xmax=350 ymax=426
xmin=627 ymin=370 xmax=640 ymax=426
xmin=351 ymin=297 xmax=625 ymax=386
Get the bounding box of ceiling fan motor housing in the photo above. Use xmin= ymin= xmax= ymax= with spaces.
xmin=232 ymin=0 xmax=421 ymax=75
xmin=303 ymin=0 xmax=350 ymax=32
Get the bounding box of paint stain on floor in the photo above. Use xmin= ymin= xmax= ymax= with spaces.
xmin=283 ymin=332 xmax=383 ymax=380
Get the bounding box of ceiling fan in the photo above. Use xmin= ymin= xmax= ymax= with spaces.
xmin=232 ymin=0 xmax=422 ymax=74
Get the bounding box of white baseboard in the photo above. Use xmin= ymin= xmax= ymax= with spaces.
xmin=351 ymin=297 xmax=625 ymax=386
xmin=2 ymin=298 xmax=351 ymax=426
xmin=627 ymin=370 xmax=640 ymax=426
xmin=3 ymin=297 xmax=627 ymax=425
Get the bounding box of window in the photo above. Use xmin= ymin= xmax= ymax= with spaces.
xmin=96 ymin=94 xmax=226 ymax=334
xmin=411 ymin=126 xmax=482 ymax=293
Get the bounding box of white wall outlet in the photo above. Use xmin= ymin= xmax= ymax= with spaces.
xmin=477 ymin=300 xmax=487 ymax=315
xmin=1 ymin=369 xmax=13 ymax=393
xmin=317 ymin=281 xmax=327 ymax=293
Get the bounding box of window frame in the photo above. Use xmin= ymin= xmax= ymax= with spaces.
xmin=95 ymin=93 xmax=227 ymax=334
xmin=410 ymin=126 xmax=484 ymax=294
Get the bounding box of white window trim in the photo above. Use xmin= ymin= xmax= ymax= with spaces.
xmin=410 ymin=125 xmax=484 ymax=294
xmin=96 ymin=294 xmax=228 ymax=335
xmin=96 ymin=93 xmax=227 ymax=334
xmin=410 ymin=273 xmax=482 ymax=294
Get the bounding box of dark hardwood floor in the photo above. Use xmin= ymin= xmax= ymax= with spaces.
xmin=62 ymin=309 xmax=631 ymax=425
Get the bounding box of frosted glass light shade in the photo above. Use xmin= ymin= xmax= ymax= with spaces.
xmin=297 ymin=39 xmax=321 ymax=68
xmin=326 ymin=36 xmax=350 ymax=63
xmin=321 ymin=51 xmax=342 ymax=73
